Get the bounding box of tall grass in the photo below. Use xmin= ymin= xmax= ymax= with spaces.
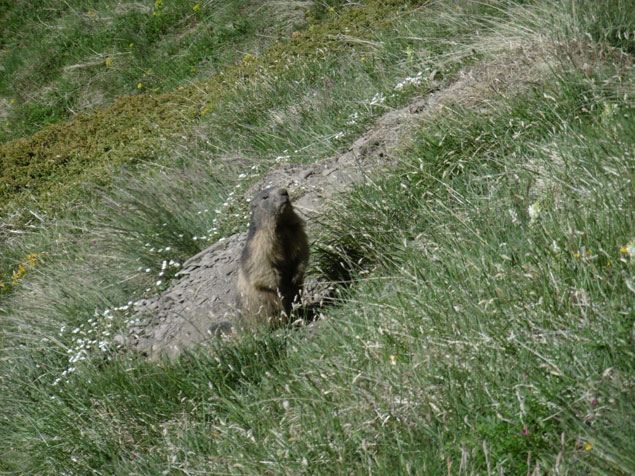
xmin=317 ymin=67 xmax=634 ymax=474
xmin=1 ymin=0 xmax=633 ymax=474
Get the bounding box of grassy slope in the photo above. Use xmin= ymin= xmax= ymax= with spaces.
xmin=0 ymin=0 xmax=428 ymax=291
xmin=0 ymin=0 xmax=321 ymax=142
xmin=1 ymin=0 xmax=634 ymax=474
xmin=0 ymin=0 xmax=344 ymax=216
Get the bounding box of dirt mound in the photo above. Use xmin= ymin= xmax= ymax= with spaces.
xmin=124 ymin=45 xmax=552 ymax=358
xmin=123 ymin=93 xmax=435 ymax=358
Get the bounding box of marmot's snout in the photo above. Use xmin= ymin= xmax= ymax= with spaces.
xmin=277 ymin=189 xmax=292 ymax=213
xmin=271 ymin=187 xmax=290 ymax=211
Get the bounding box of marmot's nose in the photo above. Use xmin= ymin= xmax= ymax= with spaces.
xmin=278 ymin=188 xmax=288 ymax=196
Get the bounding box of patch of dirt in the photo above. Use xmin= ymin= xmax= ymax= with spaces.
xmin=124 ymin=44 xmax=554 ymax=358
xmin=125 ymin=91 xmax=436 ymax=358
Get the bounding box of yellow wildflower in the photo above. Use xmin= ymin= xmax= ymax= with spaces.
xmin=10 ymin=98 xmax=15 ymax=105
xmin=12 ymin=264 xmax=26 ymax=281
xmin=584 ymin=444 xmax=591 ymax=451
xmin=574 ymin=252 xmax=580 ymax=259
xmin=243 ymin=53 xmax=253 ymax=62
xmin=105 ymin=58 xmax=113 ymax=67
xmin=201 ymin=105 xmax=210 ymax=116
xmin=137 ymin=83 xmax=143 ymax=89
xmin=129 ymin=42 xmax=135 ymax=48
xmin=329 ymin=6 xmax=335 ymax=12
xmin=7 ymin=253 xmax=41 ymax=288
xmin=190 ymin=67 xmax=197 ymax=72
xmin=361 ymin=57 xmax=366 ymax=62
xmin=620 ymin=247 xmax=628 ymax=253
xmin=154 ymin=0 xmax=163 ymax=9
xmin=193 ymin=3 xmax=201 ymax=12
xmin=153 ymin=10 xmax=160 ymax=16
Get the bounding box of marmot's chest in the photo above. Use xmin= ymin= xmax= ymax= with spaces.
xmin=268 ymin=241 xmax=296 ymax=280
xmin=247 ymin=229 xmax=294 ymax=273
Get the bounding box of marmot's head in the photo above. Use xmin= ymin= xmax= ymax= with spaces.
xmin=249 ymin=187 xmax=296 ymax=229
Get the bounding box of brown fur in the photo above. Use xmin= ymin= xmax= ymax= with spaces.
xmin=236 ymin=187 xmax=309 ymax=325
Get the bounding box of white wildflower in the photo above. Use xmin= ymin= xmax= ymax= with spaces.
xmin=528 ymin=201 xmax=541 ymax=224
xmin=394 ymin=71 xmax=423 ymax=91
xmin=370 ymin=92 xmax=385 ymax=105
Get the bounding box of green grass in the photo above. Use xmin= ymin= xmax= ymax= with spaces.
xmin=0 ymin=0 xmax=416 ymax=222
xmin=0 ymin=0 xmax=342 ymax=142
xmin=316 ymin=69 xmax=634 ymax=474
xmin=1 ymin=0 xmax=634 ymax=474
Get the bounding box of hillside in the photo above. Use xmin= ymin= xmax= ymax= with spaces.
xmin=1 ymin=1 xmax=634 ymax=474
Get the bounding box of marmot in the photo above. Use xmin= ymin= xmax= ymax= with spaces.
xmin=236 ymin=187 xmax=309 ymax=325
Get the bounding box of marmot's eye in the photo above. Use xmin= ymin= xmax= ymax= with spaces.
xmin=262 ymin=194 xmax=269 ymax=200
